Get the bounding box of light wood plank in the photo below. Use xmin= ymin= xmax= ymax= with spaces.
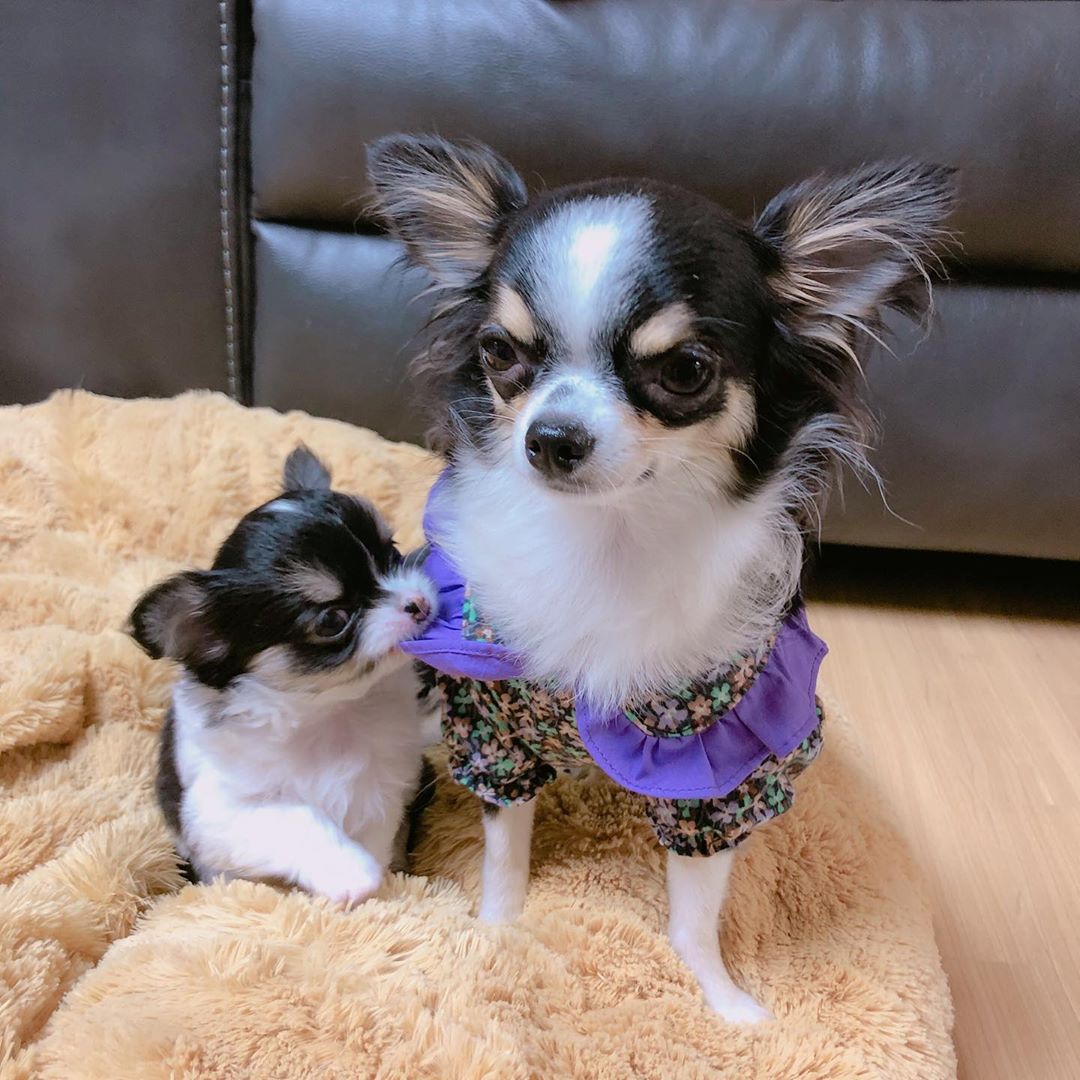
xmin=807 ymin=548 xmax=1080 ymax=1080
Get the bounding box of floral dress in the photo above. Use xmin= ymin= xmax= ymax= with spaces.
xmin=436 ymin=591 xmax=823 ymax=858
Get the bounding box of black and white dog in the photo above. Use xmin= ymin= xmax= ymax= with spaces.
xmin=368 ymin=136 xmax=954 ymax=1021
xmin=130 ymin=447 xmax=438 ymax=904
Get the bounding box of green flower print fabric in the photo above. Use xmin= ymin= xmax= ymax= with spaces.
xmin=436 ymin=652 xmax=824 ymax=858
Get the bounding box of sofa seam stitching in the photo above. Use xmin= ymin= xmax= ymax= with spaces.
xmin=218 ymin=0 xmax=238 ymax=398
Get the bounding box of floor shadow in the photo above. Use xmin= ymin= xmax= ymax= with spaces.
xmin=807 ymin=545 xmax=1080 ymax=624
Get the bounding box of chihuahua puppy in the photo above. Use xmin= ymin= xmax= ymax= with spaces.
xmin=368 ymin=135 xmax=955 ymax=1020
xmin=130 ymin=446 xmax=438 ymax=904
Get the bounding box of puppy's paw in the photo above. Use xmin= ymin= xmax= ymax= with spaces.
xmin=307 ymin=847 xmax=383 ymax=907
xmin=704 ymin=985 xmax=774 ymax=1024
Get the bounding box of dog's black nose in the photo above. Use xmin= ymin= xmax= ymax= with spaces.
xmin=525 ymin=420 xmax=595 ymax=478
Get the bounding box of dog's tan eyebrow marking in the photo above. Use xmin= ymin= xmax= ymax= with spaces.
xmin=286 ymin=564 xmax=343 ymax=603
xmin=492 ymin=284 xmax=537 ymax=344
xmin=629 ymin=302 xmax=695 ymax=357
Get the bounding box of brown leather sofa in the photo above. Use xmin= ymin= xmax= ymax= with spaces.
xmin=3 ymin=1 xmax=1078 ymax=559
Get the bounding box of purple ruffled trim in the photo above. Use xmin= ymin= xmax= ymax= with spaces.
xmin=575 ymin=608 xmax=826 ymax=799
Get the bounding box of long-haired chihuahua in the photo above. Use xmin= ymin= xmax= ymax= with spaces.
xmin=368 ymin=135 xmax=954 ymax=1021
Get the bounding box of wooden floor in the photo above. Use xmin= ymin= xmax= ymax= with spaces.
xmin=806 ymin=548 xmax=1080 ymax=1080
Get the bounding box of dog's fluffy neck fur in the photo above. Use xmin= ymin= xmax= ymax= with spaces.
xmin=438 ymin=443 xmax=805 ymax=710
xmin=178 ymin=652 xmax=408 ymax=729
xmin=172 ymin=661 xmax=431 ymax=853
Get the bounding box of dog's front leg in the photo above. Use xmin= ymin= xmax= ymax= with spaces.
xmin=477 ymin=800 xmax=536 ymax=923
xmin=667 ymin=849 xmax=773 ymax=1023
xmin=188 ymin=794 xmax=385 ymax=906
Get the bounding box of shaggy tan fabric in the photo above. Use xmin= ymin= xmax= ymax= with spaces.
xmin=0 ymin=391 xmax=955 ymax=1079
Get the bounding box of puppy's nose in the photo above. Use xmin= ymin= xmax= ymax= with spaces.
xmin=525 ymin=419 xmax=595 ymax=478
xmin=403 ymin=595 xmax=431 ymax=624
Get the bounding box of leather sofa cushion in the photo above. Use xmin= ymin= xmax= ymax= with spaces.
xmin=252 ymin=223 xmax=429 ymax=443
xmin=250 ymin=0 xmax=1080 ymax=272
xmin=1 ymin=2 xmax=231 ymax=403
xmin=252 ymin=221 xmax=1080 ymax=560
xmin=825 ymin=284 xmax=1080 ymax=561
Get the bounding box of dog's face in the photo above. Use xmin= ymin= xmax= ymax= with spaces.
xmin=130 ymin=446 xmax=435 ymax=691
xmin=368 ymin=137 xmax=954 ymax=507
xmin=470 ymin=188 xmax=768 ymax=499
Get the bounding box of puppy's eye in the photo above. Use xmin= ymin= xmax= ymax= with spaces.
xmin=478 ymin=330 xmax=519 ymax=373
xmin=658 ymin=347 xmax=713 ymax=396
xmin=312 ymin=607 xmax=351 ymax=641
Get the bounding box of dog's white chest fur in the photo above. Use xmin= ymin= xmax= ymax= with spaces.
xmin=439 ymin=459 xmax=796 ymax=708
xmin=172 ymin=663 xmax=432 ymax=869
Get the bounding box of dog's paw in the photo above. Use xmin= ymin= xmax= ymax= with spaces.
xmin=307 ymin=846 xmax=383 ymax=907
xmin=705 ymin=985 xmax=774 ymax=1024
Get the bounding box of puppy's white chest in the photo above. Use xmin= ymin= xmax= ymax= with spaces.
xmin=175 ymin=666 xmax=424 ymax=835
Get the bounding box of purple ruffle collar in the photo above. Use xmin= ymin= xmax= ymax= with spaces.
xmin=400 ymin=473 xmax=827 ymax=799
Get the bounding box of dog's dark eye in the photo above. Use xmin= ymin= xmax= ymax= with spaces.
xmin=478 ymin=330 xmax=519 ymax=373
xmin=658 ymin=347 xmax=713 ymax=396
xmin=312 ymin=607 xmax=351 ymax=641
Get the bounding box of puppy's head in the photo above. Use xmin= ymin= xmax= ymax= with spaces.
xmin=368 ymin=136 xmax=955 ymax=510
xmin=130 ymin=446 xmax=435 ymax=692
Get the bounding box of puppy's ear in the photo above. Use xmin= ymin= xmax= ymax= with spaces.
xmin=129 ymin=571 xmax=226 ymax=669
xmin=366 ymin=134 xmax=528 ymax=288
xmin=754 ymin=161 xmax=957 ymax=364
xmin=283 ymin=444 xmax=331 ymax=492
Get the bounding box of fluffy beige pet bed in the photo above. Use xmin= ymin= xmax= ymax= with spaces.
xmin=0 ymin=392 xmax=955 ymax=1079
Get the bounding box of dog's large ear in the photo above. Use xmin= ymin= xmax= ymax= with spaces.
xmin=283 ymin=444 xmax=331 ymax=492
xmin=129 ymin=571 xmax=226 ymax=670
xmin=754 ymin=161 xmax=957 ymax=364
xmin=366 ymin=134 xmax=528 ymax=289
